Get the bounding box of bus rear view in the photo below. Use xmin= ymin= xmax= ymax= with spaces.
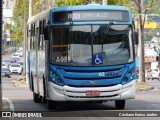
xmin=28 ymin=4 xmax=138 ymax=110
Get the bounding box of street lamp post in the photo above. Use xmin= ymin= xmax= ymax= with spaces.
xmin=53 ymin=0 xmax=57 ymax=7
xmin=102 ymin=0 xmax=108 ymax=5
xmin=23 ymin=0 xmax=26 ymax=76
xmin=29 ymin=0 xmax=32 ymax=18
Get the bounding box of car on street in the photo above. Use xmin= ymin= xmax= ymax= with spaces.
xmin=2 ymin=63 xmax=8 ymax=68
xmin=146 ymin=68 xmax=160 ymax=80
xmin=2 ymin=68 xmax=11 ymax=78
xmin=11 ymin=53 xmax=20 ymax=59
xmin=10 ymin=63 xmax=23 ymax=75
xmin=18 ymin=47 xmax=23 ymax=51
xmin=3 ymin=59 xmax=12 ymax=67
xmin=9 ymin=57 xmax=19 ymax=63
xmin=16 ymin=50 xmax=23 ymax=57
xmin=16 ymin=60 xmax=24 ymax=71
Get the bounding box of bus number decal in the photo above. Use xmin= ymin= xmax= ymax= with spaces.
xmin=56 ymin=56 xmax=71 ymax=63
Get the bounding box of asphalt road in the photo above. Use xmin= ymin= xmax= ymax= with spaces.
xmin=2 ymin=53 xmax=160 ymax=118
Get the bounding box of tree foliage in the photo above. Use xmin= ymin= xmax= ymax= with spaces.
xmin=12 ymin=0 xmax=28 ymax=46
xmin=32 ymin=0 xmax=53 ymax=15
xmin=144 ymin=29 xmax=157 ymax=41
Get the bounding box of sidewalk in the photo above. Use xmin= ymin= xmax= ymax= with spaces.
xmin=2 ymin=98 xmax=13 ymax=111
xmin=136 ymin=82 xmax=154 ymax=91
xmin=2 ymin=98 xmax=10 ymax=111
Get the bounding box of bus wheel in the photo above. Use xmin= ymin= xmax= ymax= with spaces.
xmin=33 ymin=93 xmax=42 ymax=103
xmin=42 ymin=97 xmax=47 ymax=103
xmin=115 ymin=100 xmax=125 ymax=110
xmin=47 ymin=100 xmax=56 ymax=110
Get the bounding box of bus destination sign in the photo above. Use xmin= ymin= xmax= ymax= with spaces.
xmin=53 ymin=10 xmax=129 ymax=22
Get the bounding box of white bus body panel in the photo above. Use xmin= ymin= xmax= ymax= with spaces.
xmin=47 ymin=80 xmax=136 ymax=101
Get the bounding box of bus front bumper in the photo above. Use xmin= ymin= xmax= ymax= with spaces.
xmin=47 ymin=80 xmax=136 ymax=101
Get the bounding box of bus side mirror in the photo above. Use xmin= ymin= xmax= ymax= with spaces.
xmin=134 ymin=31 xmax=139 ymax=45
xmin=44 ymin=25 xmax=49 ymax=40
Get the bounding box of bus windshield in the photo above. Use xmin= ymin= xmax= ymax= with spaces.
xmin=50 ymin=25 xmax=134 ymax=66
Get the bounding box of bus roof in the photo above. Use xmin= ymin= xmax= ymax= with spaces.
xmin=53 ymin=5 xmax=131 ymax=12
xmin=28 ymin=10 xmax=50 ymax=24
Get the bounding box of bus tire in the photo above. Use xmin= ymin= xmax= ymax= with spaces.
xmin=47 ymin=100 xmax=57 ymax=110
xmin=33 ymin=92 xmax=42 ymax=103
xmin=43 ymin=75 xmax=46 ymax=102
xmin=115 ymin=100 xmax=125 ymax=110
xmin=43 ymin=97 xmax=47 ymax=103
xmin=31 ymin=72 xmax=34 ymax=92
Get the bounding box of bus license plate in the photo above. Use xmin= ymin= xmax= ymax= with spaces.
xmin=86 ymin=90 xmax=100 ymax=96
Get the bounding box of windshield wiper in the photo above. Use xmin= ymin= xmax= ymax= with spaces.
xmin=101 ymin=26 xmax=110 ymax=43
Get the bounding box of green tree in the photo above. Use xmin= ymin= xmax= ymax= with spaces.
xmin=57 ymin=0 xmax=83 ymax=6
xmin=12 ymin=0 xmax=29 ymax=46
xmin=13 ymin=0 xmax=50 ymax=46
xmin=144 ymin=29 xmax=157 ymax=41
xmin=32 ymin=0 xmax=53 ymax=15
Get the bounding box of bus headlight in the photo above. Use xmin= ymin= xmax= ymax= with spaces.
xmin=55 ymin=77 xmax=64 ymax=86
xmin=57 ymin=78 xmax=62 ymax=83
xmin=122 ymin=69 xmax=135 ymax=84
xmin=123 ymin=77 xmax=129 ymax=82
xmin=50 ymin=70 xmax=56 ymax=77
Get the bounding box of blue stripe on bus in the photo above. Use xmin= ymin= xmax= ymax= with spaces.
xmin=27 ymin=51 xmax=32 ymax=90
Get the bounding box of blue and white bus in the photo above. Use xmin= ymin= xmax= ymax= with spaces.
xmin=27 ymin=4 xmax=138 ymax=110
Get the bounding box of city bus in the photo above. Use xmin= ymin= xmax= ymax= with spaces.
xmin=27 ymin=4 xmax=138 ymax=110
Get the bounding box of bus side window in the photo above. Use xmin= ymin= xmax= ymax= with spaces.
xmin=30 ymin=24 xmax=33 ymax=50
xmin=38 ymin=21 xmax=42 ymax=50
xmin=42 ymin=20 xmax=46 ymax=50
xmin=39 ymin=20 xmax=46 ymax=50
xmin=39 ymin=21 xmax=43 ymax=50
xmin=33 ymin=23 xmax=36 ymax=50
xmin=26 ymin=26 xmax=30 ymax=50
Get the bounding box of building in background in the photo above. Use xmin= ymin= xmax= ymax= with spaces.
xmin=2 ymin=0 xmax=16 ymax=53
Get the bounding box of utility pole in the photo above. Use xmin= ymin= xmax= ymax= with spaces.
xmin=23 ymin=0 xmax=26 ymax=76
xmin=0 ymin=0 xmax=3 ymax=111
xmin=102 ymin=0 xmax=108 ymax=5
xmin=29 ymin=0 xmax=32 ymax=18
xmin=138 ymin=19 xmax=142 ymax=82
xmin=138 ymin=0 xmax=145 ymax=82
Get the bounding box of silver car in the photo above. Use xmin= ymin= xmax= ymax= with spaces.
xmin=16 ymin=61 xmax=24 ymax=71
xmin=3 ymin=60 xmax=12 ymax=68
xmin=16 ymin=51 xmax=23 ymax=57
xmin=146 ymin=68 xmax=160 ymax=80
xmin=11 ymin=53 xmax=20 ymax=59
xmin=2 ymin=68 xmax=11 ymax=78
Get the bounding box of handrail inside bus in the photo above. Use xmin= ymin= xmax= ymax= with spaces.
xmin=51 ymin=45 xmax=68 ymax=48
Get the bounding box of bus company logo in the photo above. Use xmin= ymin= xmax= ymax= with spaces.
xmin=90 ymin=80 xmax=96 ymax=86
xmin=2 ymin=112 xmax=11 ymax=117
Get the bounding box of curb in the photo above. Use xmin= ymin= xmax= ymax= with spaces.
xmin=136 ymin=86 xmax=155 ymax=91
xmin=2 ymin=98 xmax=14 ymax=111
xmin=15 ymin=79 xmax=28 ymax=88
